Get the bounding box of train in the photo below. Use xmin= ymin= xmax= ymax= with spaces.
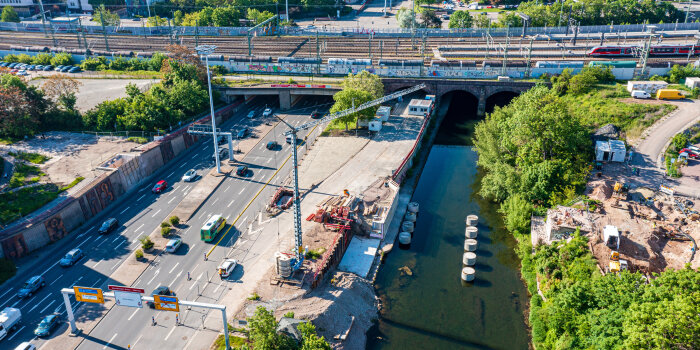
xmin=277 ymin=56 xmax=321 ymax=64
xmin=229 ymin=55 xmax=273 ymax=63
xmin=327 ymin=58 xmax=372 ymax=66
xmin=588 ymin=60 xmax=637 ymax=68
xmin=535 ymin=61 xmax=585 ymax=68
xmin=587 ymin=44 xmax=700 ymax=57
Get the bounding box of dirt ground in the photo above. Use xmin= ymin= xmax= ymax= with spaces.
xmin=0 ymin=132 xmax=140 ymax=186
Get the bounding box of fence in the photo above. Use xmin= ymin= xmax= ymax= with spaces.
xmin=310 ymin=226 xmax=353 ymax=289
xmin=391 ymin=103 xmax=436 ymax=184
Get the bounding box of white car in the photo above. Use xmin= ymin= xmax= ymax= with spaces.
xmin=182 ymin=169 xmax=197 ymax=182
xmin=247 ymin=110 xmax=256 ymax=119
xmin=165 ymin=238 xmax=182 ymax=253
xmin=631 ymin=90 xmax=651 ymax=99
xmin=16 ymin=70 xmax=28 ymax=76
xmin=217 ymin=259 xmax=238 ymax=278
xmin=262 ymin=108 xmax=272 ymax=117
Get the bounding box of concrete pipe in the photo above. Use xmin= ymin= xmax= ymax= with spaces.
xmin=464 ymin=239 xmax=478 ymax=252
xmin=402 ymin=220 xmax=415 ymax=233
xmin=407 ymin=202 xmax=420 ymax=213
xmin=461 ymin=267 xmax=476 ymax=282
xmin=466 ymin=214 xmax=479 ymax=227
xmin=462 ymin=252 xmax=477 ymax=266
xmin=465 ymin=226 xmax=478 ymax=239
xmin=398 ymin=232 xmax=411 ymax=245
xmin=404 ymin=211 xmax=417 ymax=223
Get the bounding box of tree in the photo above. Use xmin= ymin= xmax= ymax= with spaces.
xmin=41 ymin=75 xmax=82 ymax=111
xmin=299 ymin=322 xmax=331 ymax=350
xmin=31 ymin=53 xmax=53 ymax=65
xmin=329 ymin=89 xmax=375 ymax=131
xmin=246 ymin=8 xmax=274 ymax=25
xmin=146 ymin=16 xmax=166 ymax=27
xmin=49 ymin=53 xmax=73 ymax=66
xmin=473 ymin=13 xmax=490 ymax=28
xmin=396 ymin=8 xmax=416 ymax=28
xmin=1 ymin=6 xmax=19 ymax=23
xmin=419 ymin=9 xmax=442 ymax=28
xmin=340 ymin=70 xmax=384 ymax=100
xmin=448 ymin=10 xmax=473 ymax=28
xmin=212 ymin=6 xmax=240 ymax=27
xmin=92 ymin=5 xmax=120 ymax=26
xmin=82 ymin=98 xmax=129 ymax=131
xmin=148 ymin=52 xmax=167 ymax=71
xmin=167 ymin=79 xmax=208 ymax=117
xmin=246 ymin=306 xmax=286 ymax=349
xmin=0 ymin=86 xmax=36 ymax=138
xmin=499 ymin=194 xmax=533 ymax=235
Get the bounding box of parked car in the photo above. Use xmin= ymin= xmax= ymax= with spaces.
xmin=266 ymin=141 xmax=279 ymax=150
xmin=247 ymin=110 xmax=256 ymax=119
xmin=68 ymin=67 xmax=81 ymax=73
xmin=237 ymin=128 xmax=249 ymax=139
xmin=16 ymin=70 xmax=28 ymax=76
xmin=43 ymin=65 xmax=54 ymax=71
xmin=60 ymin=66 xmax=71 ymax=72
xmin=27 ymin=65 xmax=36 ymax=70
xmin=98 ymin=218 xmax=119 ymax=234
xmin=631 ymin=90 xmax=651 ymax=99
xmin=147 ymin=286 xmax=175 ymax=308
xmin=34 ymin=314 xmax=60 ymax=337
xmin=54 ymin=65 xmax=64 ymax=71
xmin=17 ymin=276 xmax=45 ymax=298
xmin=236 ymin=165 xmax=248 ymax=176
xmin=310 ymin=110 xmax=322 ymax=119
xmin=679 ymin=148 xmax=700 ymax=159
xmin=165 ymin=238 xmax=182 ymax=253
xmin=7 ymin=63 xmax=17 ymax=68
xmin=59 ymin=248 xmax=84 ymax=267
xmin=262 ymin=108 xmax=272 ymax=117
xmin=217 ymin=259 xmax=238 ymax=278
xmin=152 ymin=180 xmax=168 ymax=193
xmin=687 ymin=145 xmax=700 ymax=154
xmin=182 ymin=169 xmax=197 ymax=182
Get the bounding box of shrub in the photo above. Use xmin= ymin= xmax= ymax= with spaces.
xmin=16 ymin=54 xmax=32 ymax=64
xmin=126 ymin=136 xmax=149 ymax=144
xmin=247 ymin=292 xmax=261 ymax=301
xmin=135 ymin=249 xmax=144 ymax=259
xmin=140 ymin=236 xmax=154 ymax=250
xmin=672 ymin=133 xmax=689 ymax=152
xmin=169 ymin=216 xmax=180 ymax=226
xmin=2 ymin=54 xmax=18 ymax=62
xmin=283 ymin=311 xmax=295 ymax=318
xmin=161 ymin=226 xmax=171 ymax=237
xmin=160 ymin=221 xmax=171 ymax=228
xmin=50 ymin=52 xmax=73 ymax=66
xmin=31 ymin=53 xmax=52 ymax=65
xmin=305 ymin=248 xmax=325 ymax=260
xmin=81 ymin=57 xmax=107 ymax=71
xmin=109 ymin=56 xmax=130 ymax=71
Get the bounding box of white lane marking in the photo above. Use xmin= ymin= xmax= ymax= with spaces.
xmin=241 ymin=216 xmax=248 ymax=224
xmin=169 ymin=262 xmax=180 ymax=274
xmin=92 ymin=260 xmax=101 ymax=269
xmin=71 ymin=276 xmax=83 ymax=287
xmin=0 ymin=289 xmax=11 ymax=300
xmin=41 ymin=260 xmax=60 ymax=277
xmin=165 ymin=326 xmax=176 ymax=340
xmin=112 ymin=259 xmax=121 ymax=270
xmin=173 ymin=270 xmax=182 ymax=282
xmin=112 ymin=235 xmax=121 ymax=243
xmin=128 ymin=308 xmax=139 ymax=320
xmin=39 ymin=300 xmax=56 ymax=314
xmin=227 ymin=199 xmax=235 ymax=208
xmin=139 ymin=186 xmax=148 ymax=192
xmin=167 ymin=171 xmax=175 ymax=178
xmin=224 ymin=186 xmax=230 ymax=193
xmin=266 ymin=158 xmax=272 ymax=164
xmin=135 ymin=223 xmax=145 ymax=232
xmin=212 ymin=198 xmax=219 ymax=205
xmin=29 ymin=294 xmax=51 ymax=312
xmin=238 ymin=187 xmax=244 ymax=195
xmin=133 ymin=335 xmax=143 ymax=347
xmin=147 ymin=269 xmax=160 ymax=285
xmin=137 ymin=194 xmax=146 ymax=201
xmin=119 ymin=207 xmax=130 ymax=215
xmin=50 ymin=274 xmax=63 ymax=285
xmin=168 ymin=196 xmax=176 ymax=204
xmin=213 ymin=283 xmax=221 ymax=294
xmin=103 ymin=333 xmax=118 ymax=349
xmin=179 ymin=163 xmax=186 ymax=168
xmin=75 ymin=236 xmax=90 ymax=249
xmin=189 ymin=244 xmax=196 ymax=251
xmin=91 ymin=279 xmax=102 ymax=288
xmin=7 ymin=326 xmax=24 ymax=340
xmin=9 ymin=300 xmax=20 ymax=309
xmin=151 ymin=209 xmax=161 ymax=217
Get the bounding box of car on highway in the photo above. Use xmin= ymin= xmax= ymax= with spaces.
xmin=152 ymin=180 xmax=168 ymax=194
xmin=217 ymin=259 xmax=238 ymax=278
xmin=236 ymin=165 xmax=248 ymax=176
xmin=310 ymin=110 xmax=322 ymax=119
xmin=247 ymin=110 xmax=256 ymax=119
xmin=237 ymin=128 xmax=249 ymax=139
xmin=266 ymin=141 xmax=279 ymax=150
xmin=286 ymin=134 xmax=300 ymax=144
xmin=182 ymin=169 xmax=197 ymax=182
xmin=165 ymin=238 xmax=182 ymax=253
xmin=59 ymin=248 xmax=84 ymax=267
xmin=211 ymin=147 xmax=229 ymax=161
xmin=98 ymin=218 xmax=119 ymax=234
xmin=34 ymin=314 xmax=60 ymax=337
xmin=262 ymin=108 xmax=272 ymax=117
xmin=147 ymin=286 xmax=175 ymax=308
xmin=17 ymin=276 xmax=45 ymax=298
xmin=13 ymin=342 xmax=36 ymax=350
xmin=679 ymin=148 xmax=700 ymax=159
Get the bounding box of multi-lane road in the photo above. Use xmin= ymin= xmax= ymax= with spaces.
xmin=0 ymin=95 xmax=332 ymax=350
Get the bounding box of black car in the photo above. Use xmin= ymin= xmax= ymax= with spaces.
xmin=217 ymin=135 xmax=227 ymax=145
xmin=310 ymin=110 xmax=322 ymax=119
xmin=60 ymin=66 xmax=71 ymax=72
xmin=147 ymin=286 xmax=175 ymax=308
xmin=43 ymin=65 xmax=54 ymax=71
xmin=211 ymin=147 xmax=228 ymax=161
xmin=236 ymin=165 xmax=248 ymax=176
xmin=54 ymin=65 xmax=64 ymax=71
xmin=68 ymin=67 xmax=81 ymax=73
xmin=98 ymin=218 xmax=119 ymax=234
xmin=266 ymin=141 xmax=279 ymax=150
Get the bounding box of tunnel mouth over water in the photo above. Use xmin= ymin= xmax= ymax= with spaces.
xmin=367 ymin=92 xmax=528 ymax=350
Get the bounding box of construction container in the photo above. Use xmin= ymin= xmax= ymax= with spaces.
xmin=462 ymin=252 xmax=476 ymax=266
xmin=465 ymin=226 xmax=478 ymax=239
xmin=626 ymin=80 xmax=668 ymax=94
xmin=376 ymin=106 xmax=391 ymax=122
xmin=275 ymin=252 xmax=293 ymax=278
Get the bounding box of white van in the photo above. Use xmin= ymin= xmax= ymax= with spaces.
xmin=0 ymin=308 xmax=21 ymax=340
xmin=631 ymin=90 xmax=651 ymax=99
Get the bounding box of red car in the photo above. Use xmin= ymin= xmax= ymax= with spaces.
xmin=679 ymin=148 xmax=699 ymax=159
xmin=152 ymin=180 xmax=168 ymax=193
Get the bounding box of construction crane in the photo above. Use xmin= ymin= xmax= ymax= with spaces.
xmin=273 ymin=83 xmax=426 ymax=277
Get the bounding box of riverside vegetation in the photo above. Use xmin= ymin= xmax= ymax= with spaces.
xmin=473 ymin=66 xmax=700 ymax=349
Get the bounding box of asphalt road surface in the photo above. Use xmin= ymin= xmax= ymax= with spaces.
xmin=0 ymin=95 xmax=332 ymax=350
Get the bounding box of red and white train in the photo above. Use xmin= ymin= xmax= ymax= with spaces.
xmin=587 ymin=44 xmax=700 ymax=57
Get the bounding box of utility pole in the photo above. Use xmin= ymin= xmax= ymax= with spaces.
xmin=501 ymin=25 xmax=509 ymax=77
xmin=38 ymin=0 xmax=57 ymax=47
xmin=558 ymin=0 xmax=564 ymax=28
xmin=316 ymin=30 xmax=321 ymax=74
xmin=380 ymin=40 xmax=383 ymax=59
xmin=196 ymin=45 xmax=222 ymax=174
xmin=146 ymin=0 xmax=151 ymax=18
xmin=99 ymin=10 xmax=110 ymax=52
xmin=685 ymin=0 xmax=691 ymax=23
xmin=76 ymin=17 xmax=83 ymax=49
xmin=195 ymin=19 xmax=200 ymax=48
xmin=525 ymin=36 xmax=534 ymax=78
xmin=285 ymin=0 xmax=289 ymax=25
xmin=368 ymin=33 xmax=372 ymax=61
xmin=168 ymin=18 xmax=173 ymax=45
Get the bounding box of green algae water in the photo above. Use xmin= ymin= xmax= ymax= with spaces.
xmin=366 ymin=98 xmax=529 ymax=350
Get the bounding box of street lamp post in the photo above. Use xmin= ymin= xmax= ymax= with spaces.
xmin=196 ymin=45 xmax=222 ymax=174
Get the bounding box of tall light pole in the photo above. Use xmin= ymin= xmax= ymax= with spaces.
xmin=196 ymin=45 xmax=222 ymax=174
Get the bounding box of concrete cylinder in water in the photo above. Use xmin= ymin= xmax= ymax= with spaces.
xmin=407 ymin=202 xmax=420 ymax=213
xmin=465 ymin=226 xmax=478 ymax=239
xmin=404 ymin=211 xmax=417 ymax=222
xmin=464 ymin=238 xmax=478 ymax=252
xmin=402 ymin=220 xmax=415 ymax=233
xmin=466 ymin=214 xmax=479 ymax=227
xmin=462 ymin=252 xmax=477 ymax=266
xmin=461 ymin=267 xmax=475 ymax=282
xmin=398 ymin=232 xmax=411 ymax=245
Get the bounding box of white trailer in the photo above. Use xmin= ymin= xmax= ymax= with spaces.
xmin=0 ymin=308 xmax=21 ymax=341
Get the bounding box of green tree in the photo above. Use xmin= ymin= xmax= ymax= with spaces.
xmin=329 ymin=89 xmax=375 ymax=131
xmin=672 ymin=133 xmax=689 ymax=152
xmin=49 ymin=53 xmax=73 ymax=66
xmin=167 ymin=79 xmax=208 ymax=117
xmin=396 ymin=8 xmax=416 ymax=28
xmin=246 ymin=8 xmax=274 ymax=25
xmin=16 ymin=54 xmax=32 ymax=64
xmin=31 ymin=53 xmax=53 ymax=65
xmin=499 ymin=194 xmax=533 ymax=235
xmin=92 ymin=5 xmax=120 ymax=26
xmin=247 ymin=306 xmax=285 ymax=349
xmin=108 ymin=56 xmax=130 ymax=70
xmin=146 ymin=15 xmax=166 ymax=27
xmin=0 ymin=86 xmax=36 ymax=138
xmin=148 ymin=52 xmax=167 ymax=71
xmin=299 ymin=322 xmax=331 ymax=350
xmin=83 ymin=98 xmax=129 ymax=131
xmin=473 ymin=13 xmax=490 ymax=28
xmin=448 ymin=10 xmax=473 ymax=28
xmin=419 ymin=9 xmax=442 ymax=28
xmin=1 ymin=5 xmax=19 ymax=23
xmin=340 ymin=70 xmax=384 ymax=99
xmin=212 ymin=6 xmax=239 ymax=27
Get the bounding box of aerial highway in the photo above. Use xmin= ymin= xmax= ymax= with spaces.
xmin=0 ymin=95 xmax=331 ymax=350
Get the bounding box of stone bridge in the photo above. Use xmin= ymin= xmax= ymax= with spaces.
xmin=382 ymin=78 xmax=541 ymax=116
xmin=217 ymin=84 xmax=340 ymax=109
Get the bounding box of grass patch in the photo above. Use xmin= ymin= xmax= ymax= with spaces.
xmin=8 ymin=151 xmax=50 ymax=164
xmin=126 ymin=136 xmax=149 ymax=144
xmin=247 ymin=292 xmax=261 ymax=301
xmin=0 ymin=258 xmax=17 ymax=285
xmin=60 ymin=177 xmax=84 ymax=191
xmin=323 ymin=118 xmax=358 ymax=135
xmin=9 ymin=163 xmax=45 ymax=188
xmin=0 ymin=137 xmax=16 ymax=145
xmin=213 ymin=334 xmax=247 ymax=350
xmin=305 ymin=247 xmax=326 ymax=260
xmin=94 ymin=70 xmax=162 ymax=78
xmin=0 ymin=184 xmax=61 ymax=225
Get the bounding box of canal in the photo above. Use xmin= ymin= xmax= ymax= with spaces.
xmin=366 ymin=93 xmax=530 ymax=349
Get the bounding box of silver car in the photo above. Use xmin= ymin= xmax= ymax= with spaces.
xmin=182 ymin=169 xmax=197 ymax=182
xmin=165 ymin=238 xmax=182 ymax=253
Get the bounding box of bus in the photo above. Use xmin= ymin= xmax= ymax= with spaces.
xmin=201 ymin=214 xmax=226 ymax=242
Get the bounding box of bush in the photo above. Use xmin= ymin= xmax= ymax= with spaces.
xmin=2 ymin=54 xmax=18 ymax=63
xmin=140 ymin=236 xmax=154 ymax=250
xmin=31 ymin=53 xmax=52 ymax=65
xmin=50 ymin=52 xmax=73 ymax=66
xmin=16 ymin=54 xmax=32 ymax=64
xmin=109 ymin=56 xmax=130 ymax=71
xmin=126 ymin=136 xmax=149 ymax=144
xmin=672 ymin=133 xmax=689 ymax=152
xmin=81 ymin=57 xmax=107 ymax=71
xmin=8 ymin=151 xmax=50 ymax=164
xmin=247 ymin=292 xmax=261 ymax=301
xmin=160 ymin=221 xmax=171 ymax=228
xmin=0 ymin=258 xmax=17 ymax=285
xmin=161 ymin=226 xmax=171 ymax=237
xmin=283 ymin=311 xmax=295 ymax=318
xmin=305 ymin=248 xmax=326 ymax=260
xmin=169 ymin=216 xmax=180 ymax=226
xmin=499 ymin=194 xmax=533 ymax=236
xmin=135 ymin=249 xmax=144 ymax=259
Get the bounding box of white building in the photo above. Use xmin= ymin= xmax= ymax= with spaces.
xmin=407 ymin=99 xmax=432 ymax=116
xmin=685 ymin=77 xmax=700 ymax=90
xmin=595 ymin=140 xmax=626 ymax=162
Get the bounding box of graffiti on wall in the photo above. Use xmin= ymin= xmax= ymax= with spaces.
xmin=1 ymin=234 xmax=28 ymax=259
xmin=44 ymin=215 xmax=68 ymax=242
xmin=81 ymin=177 xmax=116 ymax=217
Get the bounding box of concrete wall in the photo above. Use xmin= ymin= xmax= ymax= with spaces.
xmin=0 ymin=102 xmax=242 ymax=259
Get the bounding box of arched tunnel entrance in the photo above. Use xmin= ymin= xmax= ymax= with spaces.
xmin=485 ymin=91 xmax=519 ymax=114
xmin=435 ymin=90 xmax=479 ymax=145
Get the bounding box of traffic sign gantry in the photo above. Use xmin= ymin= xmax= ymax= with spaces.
xmin=73 ymin=286 xmax=104 ymax=304
xmin=108 ymin=285 xmax=145 ymax=294
xmin=109 ymin=285 xmax=146 ymax=308
xmin=154 ymin=295 xmax=180 ymax=312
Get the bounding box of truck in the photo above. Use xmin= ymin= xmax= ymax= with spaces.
xmin=0 ymin=308 xmax=21 ymax=340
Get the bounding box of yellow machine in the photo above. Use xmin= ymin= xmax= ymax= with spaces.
xmin=656 ymin=89 xmax=684 ymax=100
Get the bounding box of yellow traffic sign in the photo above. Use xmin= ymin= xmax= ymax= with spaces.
xmin=154 ymin=295 xmax=179 ymax=312
xmin=73 ymin=286 xmax=104 ymax=304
